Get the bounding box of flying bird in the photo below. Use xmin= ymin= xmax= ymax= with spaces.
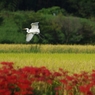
xmin=24 ymin=22 xmax=40 ymax=42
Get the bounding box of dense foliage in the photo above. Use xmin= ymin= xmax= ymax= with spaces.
xmin=0 ymin=9 xmax=95 ymax=44
xmin=0 ymin=0 xmax=95 ymax=18
xmin=1 ymin=61 xmax=95 ymax=95
xmin=0 ymin=0 xmax=95 ymax=44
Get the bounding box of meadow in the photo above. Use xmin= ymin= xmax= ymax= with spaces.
xmin=0 ymin=53 xmax=95 ymax=73
xmin=1 ymin=44 xmax=95 ymax=95
xmin=1 ymin=44 xmax=95 ymax=53
xmin=0 ymin=44 xmax=95 ymax=73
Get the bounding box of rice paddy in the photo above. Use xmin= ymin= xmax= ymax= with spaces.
xmin=0 ymin=44 xmax=95 ymax=53
xmin=0 ymin=53 xmax=95 ymax=73
xmin=0 ymin=44 xmax=95 ymax=73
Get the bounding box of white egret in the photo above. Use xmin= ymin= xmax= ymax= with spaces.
xmin=24 ymin=22 xmax=40 ymax=42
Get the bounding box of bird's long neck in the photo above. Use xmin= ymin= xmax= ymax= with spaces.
xmin=26 ymin=28 xmax=29 ymax=33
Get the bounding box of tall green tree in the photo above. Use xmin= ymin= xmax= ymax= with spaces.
xmin=68 ymin=0 xmax=95 ymax=17
xmin=0 ymin=0 xmax=23 ymax=11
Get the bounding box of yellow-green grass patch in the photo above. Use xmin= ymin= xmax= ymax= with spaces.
xmin=0 ymin=44 xmax=95 ymax=53
xmin=0 ymin=53 xmax=95 ymax=73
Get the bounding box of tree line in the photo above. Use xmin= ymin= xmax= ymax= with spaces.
xmin=0 ymin=0 xmax=95 ymax=44
xmin=0 ymin=9 xmax=95 ymax=44
xmin=0 ymin=0 xmax=95 ymax=18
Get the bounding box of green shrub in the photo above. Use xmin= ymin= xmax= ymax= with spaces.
xmin=51 ymin=15 xmax=95 ymax=44
xmin=0 ymin=10 xmax=95 ymax=44
xmin=37 ymin=6 xmax=67 ymax=15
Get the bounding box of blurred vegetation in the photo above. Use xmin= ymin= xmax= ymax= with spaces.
xmin=0 ymin=44 xmax=95 ymax=53
xmin=0 ymin=7 xmax=95 ymax=44
xmin=0 ymin=0 xmax=95 ymax=18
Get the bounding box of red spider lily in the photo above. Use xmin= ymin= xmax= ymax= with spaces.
xmin=79 ymin=84 xmax=93 ymax=94
xmin=60 ymin=79 xmax=68 ymax=85
xmin=0 ymin=89 xmax=11 ymax=95
xmin=1 ymin=62 xmax=14 ymax=69
xmin=1 ymin=61 xmax=95 ymax=95
xmin=59 ymin=68 xmax=68 ymax=76
xmin=55 ymin=86 xmax=62 ymax=91
xmin=91 ymin=72 xmax=95 ymax=82
xmin=1 ymin=61 xmax=14 ymax=65
xmin=46 ymin=79 xmax=52 ymax=84
xmin=66 ymin=75 xmax=74 ymax=81
xmin=86 ymin=91 xmax=94 ymax=95
xmin=91 ymin=73 xmax=95 ymax=78
xmin=65 ymin=85 xmax=73 ymax=90
xmin=0 ymin=62 xmax=33 ymax=95
xmin=53 ymin=71 xmax=62 ymax=77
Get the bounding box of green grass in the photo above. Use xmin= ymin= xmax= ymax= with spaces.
xmin=0 ymin=53 xmax=95 ymax=73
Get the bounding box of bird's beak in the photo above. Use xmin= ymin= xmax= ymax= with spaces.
xmin=23 ymin=28 xmax=26 ymax=30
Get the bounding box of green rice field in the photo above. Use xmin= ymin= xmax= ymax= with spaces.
xmin=0 ymin=53 xmax=95 ymax=73
xmin=0 ymin=44 xmax=95 ymax=73
xmin=1 ymin=44 xmax=95 ymax=53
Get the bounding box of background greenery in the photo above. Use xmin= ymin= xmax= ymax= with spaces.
xmin=0 ymin=0 xmax=95 ymax=18
xmin=0 ymin=0 xmax=95 ymax=44
xmin=0 ymin=9 xmax=95 ymax=44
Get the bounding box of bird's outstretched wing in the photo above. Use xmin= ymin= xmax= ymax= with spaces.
xmin=31 ymin=22 xmax=39 ymax=29
xmin=26 ymin=33 xmax=34 ymax=42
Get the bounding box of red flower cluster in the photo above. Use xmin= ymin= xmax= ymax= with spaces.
xmin=0 ymin=62 xmax=33 ymax=95
xmin=0 ymin=62 xmax=95 ymax=95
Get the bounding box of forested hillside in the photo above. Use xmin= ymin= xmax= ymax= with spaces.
xmin=0 ymin=0 xmax=95 ymax=44
xmin=0 ymin=0 xmax=95 ymax=18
